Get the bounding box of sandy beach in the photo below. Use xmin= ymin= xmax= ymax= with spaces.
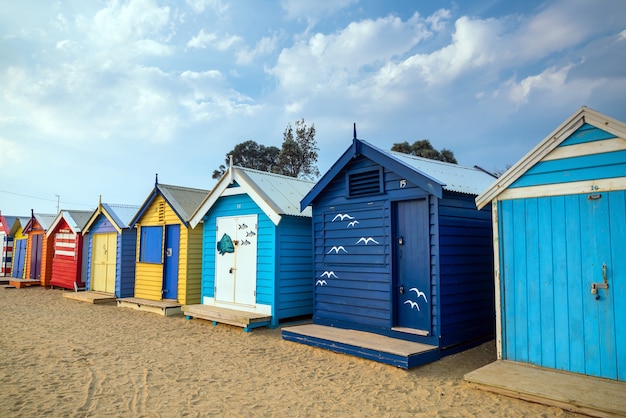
xmin=0 ymin=286 xmax=580 ymax=417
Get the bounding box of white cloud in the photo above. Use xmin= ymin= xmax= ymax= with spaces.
xmin=187 ymin=29 xmax=217 ymax=49
xmin=269 ymin=13 xmax=433 ymax=93
xmin=0 ymin=136 xmax=22 ymax=166
xmin=186 ymin=0 xmax=228 ymax=14
xmin=505 ymin=65 xmax=573 ymax=105
xmin=236 ymin=34 xmax=279 ymax=65
xmin=187 ymin=29 xmax=242 ymax=50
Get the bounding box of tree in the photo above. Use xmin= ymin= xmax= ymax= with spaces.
xmin=274 ymin=118 xmax=320 ymax=180
xmin=391 ymin=139 xmax=458 ymax=164
xmin=212 ymin=140 xmax=280 ymax=179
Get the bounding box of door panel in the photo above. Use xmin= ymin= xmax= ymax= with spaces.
xmin=92 ymin=233 xmax=117 ymax=293
xmin=395 ymin=199 xmax=431 ymax=332
xmin=163 ymin=225 xmax=180 ymax=300
xmin=13 ymin=239 xmax=26 ymax=278
xmin=215 ymin=215 xmax=257 ymax=305
xmin=29 ymin=234 xmax=42 ymax=280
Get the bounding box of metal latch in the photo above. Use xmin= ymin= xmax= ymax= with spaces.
xmin=591 ymin=263 xmax=609 ymax=299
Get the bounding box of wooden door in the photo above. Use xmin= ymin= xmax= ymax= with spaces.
xmin=92 ymin=233 xmax=117 ymax=293
xmin=162 ymin=225 xmax=179 ymax=300
xmin=29 ymin=234 xmax=42 ymax=280
xmin=394 ymin=199 xmax=431 ymax=333
xmin=215 ymin=215 xmax=257 ymax=306
xmin=13 ymin=239 xmax=26 ymax=278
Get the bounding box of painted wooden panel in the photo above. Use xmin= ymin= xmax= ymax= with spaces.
xmin=437 ymin=192 xmax=494 ymax=348
xmin=91 ymin=233 xmax=116 ymax=293
xmin=117 ymin=229 xmax=137 ymax=298
xmin=202 ymin=194 xmax=274 ymax=305
xmin=498 ymin=191 xmax=625 ymax=381
xmin=49 ymin=217 xmax=84 ymax=290
xmin=510 ymin=125 xmax=626 ymax=189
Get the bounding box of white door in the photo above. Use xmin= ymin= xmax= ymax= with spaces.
xmin=215 ymin=215 xmax=257 ymax=306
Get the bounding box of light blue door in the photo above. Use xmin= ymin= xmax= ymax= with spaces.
xmin=13 ymin=239 xmax=26 ymax=278
xmin=162 ymin=225 xmax=180 ymax=300
xmin=395 ymin=199 xmax=431 ymax=333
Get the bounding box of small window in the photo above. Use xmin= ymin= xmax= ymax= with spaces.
xmin=140 ymin=226 xmax=162 ymax=263
xmin=347 ymin=168 xmax=383 ymax=197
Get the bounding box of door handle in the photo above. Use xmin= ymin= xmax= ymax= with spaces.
xmin=591 ymin=263 xmax=609 ymax=300
xmin=399 ymin=285 xmax=404 ymax=295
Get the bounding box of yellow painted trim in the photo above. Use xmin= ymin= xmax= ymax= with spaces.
xmin=498 ymin=177 xmax=626 ymax=201
xmin=541 ymin=137 xmax=626 ymax=161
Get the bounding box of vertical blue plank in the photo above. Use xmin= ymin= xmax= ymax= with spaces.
xmin=525 ymin=198 xmax=542 ymax=364
xmin=499 ymin=200 xmax=516 ymax=360
xmin=594 ymin=194 xmax=617 ymax=377
xmin=538 ymin=197 xmax=555 ymax=369
xmin=580 ymin=193 xmax=602 ymax=377
xmin=565 ymin=195 xmax=585 ymax=374
xmin=513 ymin=199 xmax=529 ymax=363
xmin=551 ymin=196 xmax=570 ymax=372
xmin=609 ymin=191 xmax=626 ymax=381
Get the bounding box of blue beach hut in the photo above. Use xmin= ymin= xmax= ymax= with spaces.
xmin=282 ymin=137 xmax=497 ymax=368
xmin=472 ymin=107 xmax=626 ymax=383
xmin=82 ymin=200 xmax=140 ymax=298
xmin=185 ymin=166 xmax=315 ymax=331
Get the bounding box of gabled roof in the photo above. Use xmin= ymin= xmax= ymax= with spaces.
xmin=189 ymin=166 xmax=315 ymax=228
xmin=0 ymin=215 xmax=12 ymax=234
xmin=130 ymin=182 xmax=211 ymax=228
xmin=475 ymin=106 xmax=626 ymax=209
xmin=46 ymin=210 xmax=95 ymax=237
xmin=23 ymin=213 xmax=57 ymax=233
xmin=301 ymin=138 xmax=496 ymax=210
xmin=82 ymin=202 xmax=140 ymax=234
xmin=9 ymin=217 xmax=30 ymax=236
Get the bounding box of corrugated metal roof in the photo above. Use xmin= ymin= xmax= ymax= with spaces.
xmin=35 ymin=214 xmax=57 ymax=230
xmin=238 ymin=167 xmax=315 ymax=217
xmin=63 ymin=210 xmax=95 ymax=232
xmin=158 ymin=184 xmax=211 ymax=222
xmin=102 ymin=203 xmax=140 ymax=228
xmin=389 ymin=151 xmax=496 ymax=195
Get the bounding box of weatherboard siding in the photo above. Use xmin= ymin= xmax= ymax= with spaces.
xmin=275 ymin=216 xmax=313 ymax=320
xmin=510 ymin=125 xmax=626 ymax=190
xmin=117 ymin=229 xmax=137 ymax=298
xmin=498 ymin=191 xmax=626 ymax=380
xmin=437 ymin=192 xmax=494 ymax=348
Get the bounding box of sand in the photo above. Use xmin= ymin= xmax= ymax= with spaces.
xmin=0 ymin=286 xmax=580 ymax=417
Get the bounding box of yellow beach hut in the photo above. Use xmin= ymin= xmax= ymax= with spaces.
xmin=117 ymin=177 xmax=210 ymax=316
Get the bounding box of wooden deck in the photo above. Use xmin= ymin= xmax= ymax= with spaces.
xmin=117 ymin=297 xmax=182 ymax=317
xmin=465 ymin=361 xmax=626 ymax=417
xmin=62 ymin=291 xmax=117 ymax=305
xmin=182 ymin=304 xmax=272 ymax=332
xmin=281 ymin=324 xmax=440 ymax=369
xmin=8 ymin=278 xmax=41 ymax=288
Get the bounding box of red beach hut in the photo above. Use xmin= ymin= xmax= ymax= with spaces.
xmin=46 ymin=210 xmax=93 ymax=290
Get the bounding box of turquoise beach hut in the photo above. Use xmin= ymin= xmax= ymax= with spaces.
xmin=467 ymin=107 xmax=626 ymax=416
xmin=185 ymin=166 xmax=315 ymax=331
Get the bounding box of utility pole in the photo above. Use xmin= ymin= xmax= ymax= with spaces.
xmin=55 ymin=194 xmax=60 ymax=213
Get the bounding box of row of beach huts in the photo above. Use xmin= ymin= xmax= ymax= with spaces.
xmin=2 ymin=106 xmax=625 ymax=415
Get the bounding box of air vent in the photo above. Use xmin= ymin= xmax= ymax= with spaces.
xmin=348 ymin=169 xmax=382 ymax=197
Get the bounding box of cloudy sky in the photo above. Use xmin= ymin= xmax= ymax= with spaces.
xmin=1 ymin=0 xmax=625 ymax=215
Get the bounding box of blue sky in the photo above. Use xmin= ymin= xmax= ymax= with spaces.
xmin=1 ymin=0 xmax=625 ymax=215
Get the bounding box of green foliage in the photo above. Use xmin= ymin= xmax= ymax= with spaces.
xmin=391 ymin=139 xmax=458 ymax=164
xmin=212 ymin=119 xmax=320 ymax=180
xmin=212 ymin=140 xmax=280 ymax=179
xmin=274 ymin=118 xmax=320 ymax=180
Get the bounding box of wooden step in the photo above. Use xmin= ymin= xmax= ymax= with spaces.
xmin=183 ymin=304 xmax=272 ymax=332
xmin=117 ymin=297 xmax=182 ymax=317
xmin=63 ymin=291 xmax=117 ymax=305
xmin=8 ymin=279 xmax=41 ymax=288
xmin=282 ymin=324 xmax=440 ymax=369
